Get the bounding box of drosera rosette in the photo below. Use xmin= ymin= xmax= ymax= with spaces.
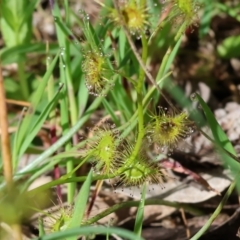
xmin=95 ymin=0 xmax=150 ymax=37
xmin=85 ymin=123 xmax=122 ymax=175
xmin=81 ymin=47 xmax=114 ymax=96
xmin=161 ymin=0 xmax=201 ymax=31
xmin=117 ymin=143 xmax=166 ymax=187
xmin=78 ymin=7 xmax=115 ymax=96
xmin=41 ymin=204 xmax=73 ymax=233
xmin=146 ymin=107 xmax=194 ymax=153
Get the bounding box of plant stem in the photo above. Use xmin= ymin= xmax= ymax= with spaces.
xmin=0 ymin=59 xmax=12 ymax=187
xmin=129 ymin=33 xmax=148 ymax=161
xmin=112 ymin=0 xmax=175 ymax=110
xmin=84 ymin=199 xmax=203 ymax=225
xmin=0 ymin=59 xmax=22 ymax=240
xmin=118 ymin=72 xmax=172 ymax=139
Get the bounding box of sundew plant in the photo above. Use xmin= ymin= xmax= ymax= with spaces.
xmin=0 ymin=0 xmax=239 ymax=239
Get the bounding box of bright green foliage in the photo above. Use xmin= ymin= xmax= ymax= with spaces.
xmin=0 ymin=0 xmax=33 ymax=47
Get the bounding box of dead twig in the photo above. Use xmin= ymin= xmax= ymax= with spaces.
xmin=0 ymin=59 xmax=13 ymax=187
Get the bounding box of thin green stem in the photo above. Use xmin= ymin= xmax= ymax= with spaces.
xmin=113 ymin=0 xmax=175 ymax=110
xmin=129 ymin=33 xmax=148 ymax=162
xmin=134 ymin=184 xmax=146 ymax=236
xmin=190 ymin=175 xmax=239 ymax=240
xmin=119 ymin=72 xmax=172 ymax=139
xmin=84 ymin=199 xmax=203 ymax=225
xmin=137 ymin=33 xmax=148 ymax=92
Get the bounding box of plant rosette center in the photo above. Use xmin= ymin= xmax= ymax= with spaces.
xmin=122 ymin=6 xmax=145 ymax=31
xmin=147 ymin=111 xmax=192 ymax=149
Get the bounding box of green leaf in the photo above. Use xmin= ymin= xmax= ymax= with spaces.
xmin=102 ymin=98 xmax=121 ymax=126
xmin=199 ymin=0 xmax=214 ymax=38
xmin=38 ymin=218 xmax=45 ymax=237
xmin=0 ymin=0 xmax=32 ymax=47
xmin=196 ymin=94 xmax=240 ymax=177
xmin=134 ymin=184 xmax=146 ymax=236
xmin=66 ymin=170 xmax=92 ymax=240
xmin=1 ymin=43 xmax=59 ymax=65
xmin=217 ymin=35 xmax=240 ymax=59
xmin=163 ymin=36 xmax=182 ymax=77
xmin=34 ymin=226 xmax=144 ymax=240
xmin=77 ymin=75 xmax=89 ymax=117
xmin=12 ymin=53 xmax=59 ymax=164
xmin=17 ymin=87 xmax=62 ymax=163
xmin=19 ymin=0 xmax=41 ymax=30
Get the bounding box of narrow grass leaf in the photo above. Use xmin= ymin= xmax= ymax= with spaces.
xmin=1 ymin=43 xmax=59 ymax=64
xmin=78 ymin=75 xmax=89 ymax=117
xmin=35 ymin=226 xmax=144 ymax=240
xmin=0 ymin=0 xmax=32 ymax=47
xmin=134 ymin=184 xmax=146 ymax=236
xmin=19 ymin=0 xmax=40 ymax=30
xmin=196 ymin=94 xmax=236 ymax=154
xmin=102 ymin=98 xmax=121 ymax=126
xmin=163 ymin=79 xmax=205 ymax=126
xmin=199 ymin=0 xmax=214 ymax=38
xmin=110 ymin=79 xmax=133 ymax=120
xmin=15 ymin=91 xmax=103 ymax=177
xmin=119 ymin=29 xmax=127 ymax=61
xmin=38 ymin=218 xmax=45 ymax=237
xmin=66 ymin=170 xmax=92 ymax=240
xmin=162 ymin=37 xmax=182 ymax=77
xmin=18 ymin=86 xmax=62 ymax=159
xmin=13 ymin=53 xmax=59 ymax=164
xmin=196 ymin=94 xmax=240 ymax=179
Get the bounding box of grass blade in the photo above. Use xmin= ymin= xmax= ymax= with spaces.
xmin=34 ymin=226 xmax=144 ymax=240
xmin=196 ymin=94 xmax=240 ymax=177
xmin=134 ymin=184 xmax=146 ymax=237
xmin=66 ymin=170 xmax=92 ymax=240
